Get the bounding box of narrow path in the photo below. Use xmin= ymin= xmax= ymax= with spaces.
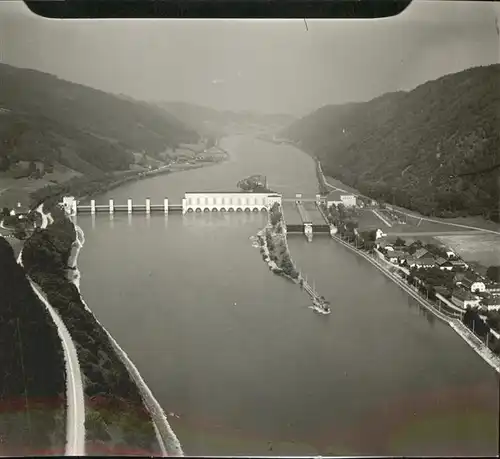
xmin=321 ymin=167 xmax=500 ymax=235
xmin=18 ymin=205 xmax=86 ymax=456
xmin=371 ymin=209 xmax=392 ymax=227
xmin=386 ymin=230 xmax=488 ymax=237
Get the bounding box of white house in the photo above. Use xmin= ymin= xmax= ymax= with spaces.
xmin=482 ymin=295 xmax=500 ymax=311
xmin=61 ymin=196 xmax=78 ymax=216
xmin=326 ymin=190 xmax=357 ymax=208
xmin=451 ymin=289 xmax=481 ymax=310
xmin=436 ymin=258 xmax=454 ymax=271
xmin=460 ymin=273 xmax=486 ymax=293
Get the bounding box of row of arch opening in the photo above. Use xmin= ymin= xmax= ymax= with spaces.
xmin=186 ymin=207 xmax=269 ymax=213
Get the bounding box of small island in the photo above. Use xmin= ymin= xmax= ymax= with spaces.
xmin=237 ymin=174 xmax=275 ymax=194
xmin=256 ymin=202 xmax=331 ymax=314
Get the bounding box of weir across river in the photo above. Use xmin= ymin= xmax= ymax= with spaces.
xmin=63 ymin=191 xmax=334 ymax=241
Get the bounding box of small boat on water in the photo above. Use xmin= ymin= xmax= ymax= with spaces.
xmin=311 ymin=296 xmax=331 ymax=315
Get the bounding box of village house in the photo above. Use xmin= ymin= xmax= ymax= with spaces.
xmin=444 ymin=248 xmax=456 ymax=258
xmin=451 ymin=289 xmax=481 ymax=310
xmin=467 ymin=261 xmax=489 ymax=279
xmin=459 ymin=272 xmax=486 ymax=293
xmin=386 ymin=250 xmax=406 ymax=264
xmin=449 ymin=260 xmax=469 ymax=270
xmin=413 ymin=247 xmax=432 ymax=259
xmin=326 ymin=190 xmax=357 ymax=208
xmin=435 ymin=257 xmax=454 ymax=271
xmin=477 ymin=291 xmax=500 ymax=311
xmin=408 ymin=257 xmax=436 ymax=269
xmin=485 ymin=282 xmax=500 ymax=294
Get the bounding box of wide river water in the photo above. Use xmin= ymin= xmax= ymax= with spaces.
xmin=76 ymin=135 xmax=499 ymax=456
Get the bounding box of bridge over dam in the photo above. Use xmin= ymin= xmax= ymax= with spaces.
xmin=282 ymin=195 xmax=333 ymax=241
xmin=62 ymin=192 xmax=334 ymax=242
xmin=62 ymin=192 xmax=282 ymax=217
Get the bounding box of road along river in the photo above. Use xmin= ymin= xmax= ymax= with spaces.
xmin=75 ymin=135 xmax=499 ymax=456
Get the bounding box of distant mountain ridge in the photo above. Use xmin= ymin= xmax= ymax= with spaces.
xmin=0 ymin=64 xmax=199 ymax=176
xmin=281 ymin=64 xmax=500 ymax=221
xmin=157 ymin=101 xmax=296 ymax=137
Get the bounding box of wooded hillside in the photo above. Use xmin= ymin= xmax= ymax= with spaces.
xmin=282 ymin=65 xmax=500 ymax=221
xmin=0 ymin=64 xmax=199 ymax=176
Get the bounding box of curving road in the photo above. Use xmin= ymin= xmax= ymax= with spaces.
xmin=322 ymin=170 xmax=500 ymax=236
xmin=18 ymin=205 xmax=86 ymax=456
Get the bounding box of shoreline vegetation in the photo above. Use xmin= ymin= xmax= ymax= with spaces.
xmin=257 ymin=202 xmax=299 ymax=282
xmin=30 ymin=146 xmax=229 ymax=209
xmin=0 ymin=236 xmax=66 ymax=455
xmin=321 ymin=198 xmax=500 ymax=369
xmin=20 ymin=204 xmax=176 ymax=455
xmin=256 ymin=202 xmax=330 ymax=312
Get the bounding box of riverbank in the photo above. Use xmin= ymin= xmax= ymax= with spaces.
xmin=21 ymin=204 xmax=182 ymax=456
xmin=30 ymin=151 xmax=229 ymax=210
xmin=330 ymin=231 xmax=500 ymax=373
xmin=66 ymin=219 xmax=183 ymax=456
xmin=256 ymin=203 xmax=330 ymax=313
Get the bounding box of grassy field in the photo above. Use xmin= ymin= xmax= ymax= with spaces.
xmin=356 ymin=209 xmax=389 ymax=230
xmin=325 ymin=176 xmax=361 ymax=196
xmin=0 ymin=165 xmax=81 ymax=209
xmin=434 ymin=234 xmax=500 ymax=267
xmin=322 ymin=174 xmax=500 ymax=233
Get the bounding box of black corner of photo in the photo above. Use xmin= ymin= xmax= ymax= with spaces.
xmin=23 ymin=0 xmax=413 ymax=19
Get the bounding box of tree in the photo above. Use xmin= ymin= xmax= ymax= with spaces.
xmin=486 ymin=266 xmax=500 ymax=282
xmin=0 ymin=155 xmax=10 ymax=172
xmin=395 ymin=237 xmax=406 ymax=247
xmin=1 ymin=207 xmax=10 ymax=218
xmin=337 ymin=203 xmax=346 ymax=219
xmin=28 ymin=161 xmax=37 ymax=175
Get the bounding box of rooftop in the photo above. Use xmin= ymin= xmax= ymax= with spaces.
xmin=326 ymin=190 xmax=344 ymax=201
xmin=414 ymin=248 xmax=432 ymax=259
xmin=452 ymin=289 xmax=479 ymax=301
xmin=387 ymin=251 xmax=406 ymax=258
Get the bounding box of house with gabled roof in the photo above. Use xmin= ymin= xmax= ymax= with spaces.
xmin=386 ymin=251 xmax=406 ymax=264
xmin=451 ymin=289 xmax=481 ymax=309
xmin=435 ymin=257 xmax=454 ymax=271
xmin=414 ymin=248 xmax=431 ymax=259
xmin=326 ymin=190 xmax=357 ymax=208
xmin=485 ymin=282 xmax=500 ymax=294
xmin=459 ymin=272 xmax=486 ymax=293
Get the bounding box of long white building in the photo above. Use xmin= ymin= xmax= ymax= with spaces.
xmin=182 ymin=192 xmax=281 ymax=213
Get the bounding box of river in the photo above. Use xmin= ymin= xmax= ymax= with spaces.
xmin=76 ymin=135 xmax=499 ymax=456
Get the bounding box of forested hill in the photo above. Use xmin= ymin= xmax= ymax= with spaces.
xmin=157 ymin=101 xmax=296 ymax=137
xmin=0 ymin=64 xmax=199 ymax=175
xmin=282 ymin=64 xmax=500 ymax=221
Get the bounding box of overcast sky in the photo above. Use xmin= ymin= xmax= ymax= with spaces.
xmin=0 ymin=1 xmax=498 ymax=115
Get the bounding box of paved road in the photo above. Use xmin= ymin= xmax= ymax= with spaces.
xmin=386 ymin=230 xmax=490 ymax=237
xmin=322 ymin=171 xmax=500 ymax=236
xmin=18 ymin=205 xmax=86 ymax=455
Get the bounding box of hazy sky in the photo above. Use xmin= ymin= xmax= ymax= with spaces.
xmin=0 ymin=1 xmax=498 ymax=115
